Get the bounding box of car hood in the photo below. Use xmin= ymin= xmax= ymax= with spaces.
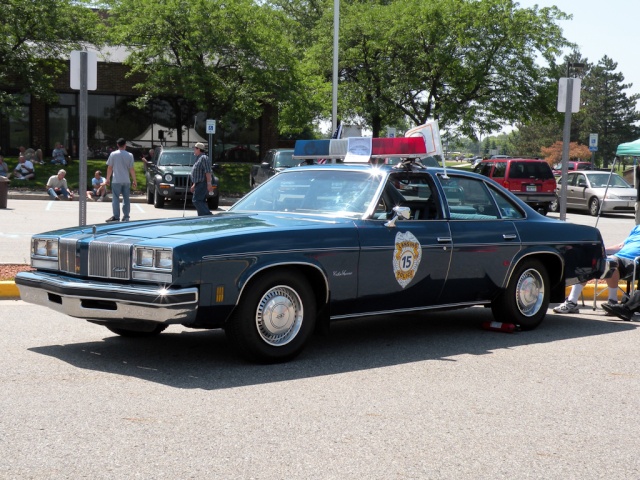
xmin=156 ymin=165 xmax=192 ymax=174
xmin=40 ymin=212 xmax=356 ymax=246
xmin=591 ymin=187 xmax=636 ymax=197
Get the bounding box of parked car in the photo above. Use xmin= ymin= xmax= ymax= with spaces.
xmin=16 ymin=140 xmax=605 ymax=363
xmin=145 ymin=146 xmax=220 ymax=210
xmin=474 ymin=158 xmax=557 ymax=215
xmin=552 ymin=161 xmax=592 ymax=176
xmin=549 ymin=171 xmax=636 ymax=216
xmin=250 ymin=148 xmax=296 ymax=188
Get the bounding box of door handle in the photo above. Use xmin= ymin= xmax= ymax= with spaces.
xmin=437 ymin=237 xmax=452 ymax=243
xmin=503 ymin=234 xmax=517 ymax=240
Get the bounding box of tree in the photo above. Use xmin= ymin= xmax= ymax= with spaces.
xmin=105 ymin=0 xmax=313 ymax=137
xmin=0 ymin=0 xmax=103 ymax=116
xmin=308 ymin=0 xmax=569 ymax=138
xmin=575 ymin=56 xmax=640 ymax=167
xmin=540 ymin=141 xmax=591 ymax=165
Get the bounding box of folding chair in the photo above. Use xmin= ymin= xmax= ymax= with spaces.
xmin=591 ymin=255 xmax=640 ymax=310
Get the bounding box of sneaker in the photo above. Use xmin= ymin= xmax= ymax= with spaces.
xmin=601 ymin=302 xmax=634 ymax=321
xmin=105 ymin=216 xmax=119 ymax=223
xmin=553 ymin=299 xmax=580 ymax=314
xmin=602 ymin=299 xmax=618 ymax=316
xmin=97 ymin=197 xmax=104 ymax=202
xmin=122 ymin=216 xmax=130 ymax=222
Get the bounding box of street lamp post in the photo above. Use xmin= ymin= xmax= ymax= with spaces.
xmin=332 ymin=0 xmax=339 ymax=134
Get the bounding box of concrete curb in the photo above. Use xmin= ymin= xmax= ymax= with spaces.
xmin=0 ymin=281 xmax=630 ymax=302
xmin=0 ymin=281 xmax=20 ymax=299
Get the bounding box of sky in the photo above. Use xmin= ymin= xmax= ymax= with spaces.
xmin=517 ymin=0 xmax=640 ymax=96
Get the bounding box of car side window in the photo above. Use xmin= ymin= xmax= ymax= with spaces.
xmin=439 ymin=175 xmax=500 ymax=220
xmin=479 ymin=163 xmax=493 ymax=177
xmin=489 ymin=186 xmax=525 ymax=219
xmin=492 ymin=162 xmax=507 ymax=178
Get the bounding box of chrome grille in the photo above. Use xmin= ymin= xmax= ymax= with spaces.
xmin=88 ymin=236 xmax=137 ymax=279
xmin=59 ymin=238 xmax=79 ymax=274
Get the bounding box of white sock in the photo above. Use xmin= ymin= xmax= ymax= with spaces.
xmin=608 ymin=288 xmax=618 ymax=302
xmin=568 ymin=284 xmax=584 ymax=303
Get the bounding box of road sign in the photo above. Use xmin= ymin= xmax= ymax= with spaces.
xmin=557 ymin=78 xmax=581 ymax=113
xmin=206 ymin=119 xmax=216 ymax=134
xmin=589 ymin=146 xmax=598 ymax=152
xmin=589 ymin=133 xmax=598 ymax=148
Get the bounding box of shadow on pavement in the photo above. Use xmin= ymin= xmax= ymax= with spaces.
xmin=30 ymin=307 xmax=637 ymax=391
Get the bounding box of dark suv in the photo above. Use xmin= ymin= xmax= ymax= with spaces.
xmin=250 ymin=149 xmax=296 ymax=188
xmin=474 ymin=158 xmax=557 ymax=215
xmin=146 ymin=146 xmax=220 ymax=209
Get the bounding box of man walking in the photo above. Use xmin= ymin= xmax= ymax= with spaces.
xmin=190 ymin=142 xmax=213 ymax=216
xmin=105 ymin=138 xmax=137 ymax=222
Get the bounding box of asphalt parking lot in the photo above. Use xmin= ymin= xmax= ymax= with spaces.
xmin=2 ymin=198 xmax=640 ymax=478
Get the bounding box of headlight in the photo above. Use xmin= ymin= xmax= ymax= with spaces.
xmin=136 ymin=248 xmax=154 ymax=267
xmin=33 ymin=238 xmax=58 ymax=258
xmin=164 ymin=173 xmax=173 ymax=182
xmin=134 ymin=247 xmax=173 ymax=270
xmin=156 ymin=250 xmax=173 ymax=269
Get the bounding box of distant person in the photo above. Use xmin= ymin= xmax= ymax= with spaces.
xmin=87 ymin=170 xmax=107 ymax=201
xmin=0 ymin=155 xmax=8 ymax=177
xmin=46 ymin=169 xmax=73 ymax=200
xmin=141 ymin=148 xmax=155 ymax=171
xmin=51 ymin=142 xmax=68 ymax=165
xmin=189 ymin=142 xmax=213 ymax=216
xmin=105 ymin=138 xmax=137 ymax=222
xmin=10 ymin=155 xmax=35 ymax=180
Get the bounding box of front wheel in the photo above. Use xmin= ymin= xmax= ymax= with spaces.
xmin=146 ymin=187 xmax=153 ymax=204
xmin=491 ymin=259 xmax=549 ymax=330
xmin=225 ymin=270 xmax=316 ymax=363
xmin=154 ymin=189 xmax=164 ymax=208
xmin=589 ymin=197 xmax=600 ymax=216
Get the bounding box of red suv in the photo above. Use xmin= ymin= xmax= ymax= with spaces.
xmin=474 ymin=158 xmax=557 ymax=215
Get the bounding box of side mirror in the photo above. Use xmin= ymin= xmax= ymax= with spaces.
xmin=212 ymin=163 xmax=222 ymax=173
xmin=385 ymin=206 xmax=411 ymax=228
xmin=577 ymin=181 xmax=587 ymax=188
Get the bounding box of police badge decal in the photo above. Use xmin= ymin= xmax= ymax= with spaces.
xmin=393 ymin=231 xmax=422 ymax=288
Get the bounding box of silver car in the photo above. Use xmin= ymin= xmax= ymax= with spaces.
xmin=550 ymin=171 xmax=636 ymax=216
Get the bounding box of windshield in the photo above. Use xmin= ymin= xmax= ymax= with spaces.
xmin=231 ymin=169 xmax=383 ymax=217
xmin=274 ymin=151 xmax=297 ymax=168
xmin=158 ymin=151 xmax=195 ymax=167
xmin=585 ymin=173 xmax=631 ymax=188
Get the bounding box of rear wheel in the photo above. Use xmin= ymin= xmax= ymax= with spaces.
xmin=491 ymin=259 xmax=549 ymax=330
xmin=225 ymin=270 xmax=316 ymax=363
xmin=154 ymin=189 xmax=164 ymax=208
xmin=589 ymin=197 xmax=600 ymax=216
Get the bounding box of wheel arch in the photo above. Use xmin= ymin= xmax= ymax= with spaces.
xmin=236 ymin=262 xmax=329 ymax=314
xmin=505 ymin=250 xmax=564 ymax=295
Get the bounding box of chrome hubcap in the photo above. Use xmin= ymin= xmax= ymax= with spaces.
xmin=255 ymin=285 xmax=303 ymax=346
xmin=516 ymin=268 xmax=544 ymax=317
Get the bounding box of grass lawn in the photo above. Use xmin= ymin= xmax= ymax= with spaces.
xmin=4 ymin=157 xmax=253 ymax=197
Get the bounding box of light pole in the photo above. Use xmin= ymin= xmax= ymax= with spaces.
xmin=558 ymin=62 xmax=585 ymax=221
xmin=332 ymin=0 xmax=339 ymax=134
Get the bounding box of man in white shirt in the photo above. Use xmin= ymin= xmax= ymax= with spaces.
xmin=46 ymin=169 xmax=73 ymax=200
xmin=10 ymin=155 xmax=35 ymax=180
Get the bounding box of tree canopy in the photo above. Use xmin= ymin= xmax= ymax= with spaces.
xmin=0 ymin=0 xmax=103 ymax=115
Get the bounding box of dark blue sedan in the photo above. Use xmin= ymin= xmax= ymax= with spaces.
xmin=16 ymin=160 xmax=605 ymax=362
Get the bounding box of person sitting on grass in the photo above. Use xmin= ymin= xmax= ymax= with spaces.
xmin=87 ymin=170 xmax=107 ymax=201
xmin=46 ymin=169 xmax=74 ymax=201
xmin=10 ymin=155 xmax=35 ymax=180
xmin=553 ymin=225 xmax=640 ymax=316
xmin=51 ymin=142 xmax=68 ymax=165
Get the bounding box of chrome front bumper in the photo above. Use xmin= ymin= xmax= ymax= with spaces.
xmin=15 ymin=271 xmax=198 ymax=324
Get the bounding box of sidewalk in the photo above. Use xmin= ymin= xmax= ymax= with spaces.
xmin=7 ymin=189 xmax=238 ymax=206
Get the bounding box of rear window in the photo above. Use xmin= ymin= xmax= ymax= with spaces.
xmin=274 ymin=151 xmax=297 ymax=168
xmin=508 ymin=161 xmax=554 ymax=180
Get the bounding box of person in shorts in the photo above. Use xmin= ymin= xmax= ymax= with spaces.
xmin=87 ymin=170 xmax=107 ymax=201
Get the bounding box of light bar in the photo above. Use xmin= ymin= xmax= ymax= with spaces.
xmin=293 ymin=137 xmax=427 ymax=160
